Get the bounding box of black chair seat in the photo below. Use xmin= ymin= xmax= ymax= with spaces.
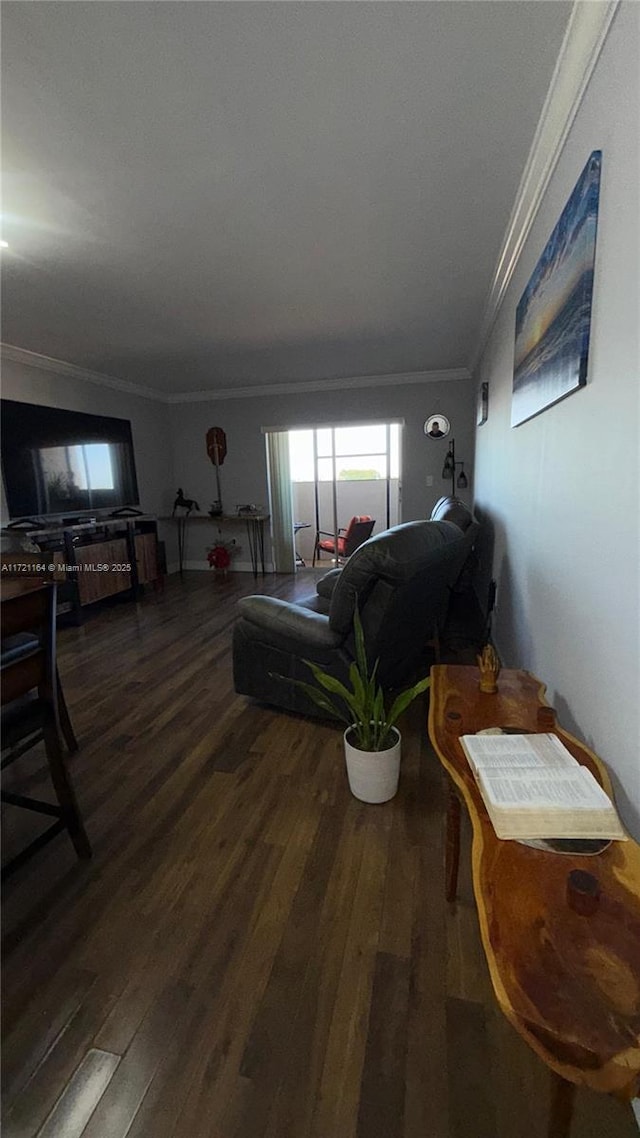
xmin=2 ymin=693 xmax=44 ymax=751
xmin=1 ymin=632 xmax=39 ymax=665
xmin=2 ymin=632 xmax=78 ymax=754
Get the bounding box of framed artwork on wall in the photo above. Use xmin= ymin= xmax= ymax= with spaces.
xmin=511 ymin=150 xmax=602 ymax=427
xmin=477 ymin=382 xmax=488 ymax=426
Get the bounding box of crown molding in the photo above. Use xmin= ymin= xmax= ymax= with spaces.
xmin=471 ymin=0 xmax=620 ymax=371
xmin=165 ymin=367 xmax=471 ymax=403
xmin=1 ymin=343 xmax=469 ymax=404
xmin=0 ymin=343 xmax=167 ymax=402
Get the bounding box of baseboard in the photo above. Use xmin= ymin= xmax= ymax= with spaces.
xmin=166 ymin=559 xmax=275 ymax=575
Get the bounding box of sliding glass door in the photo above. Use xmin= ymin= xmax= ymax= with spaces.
xmin=287 ymin=422 xmax=402 ymax=568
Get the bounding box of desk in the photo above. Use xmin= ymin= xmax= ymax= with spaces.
xmin=428 ymin=665 xmax=640 ymax=1136
xmin=164 ymin=514 xmax=269 ymax=577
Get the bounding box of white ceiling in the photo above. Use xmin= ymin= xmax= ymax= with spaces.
xmin=1 ymin=1 xmax=572 ymax=395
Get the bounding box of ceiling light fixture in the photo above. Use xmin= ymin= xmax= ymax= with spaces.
xmin=0 ymin=240 xmax=8 ymax=249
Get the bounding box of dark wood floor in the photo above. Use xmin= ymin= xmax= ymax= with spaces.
xmin=2 ymin=571 xmax=637 ymax=1138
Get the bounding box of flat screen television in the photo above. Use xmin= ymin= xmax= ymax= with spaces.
xmin=1 ymin=400 xmax=140 ymax=521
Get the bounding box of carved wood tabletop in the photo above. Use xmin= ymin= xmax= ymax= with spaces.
xmin=428 ymin=665 xmax=640 ymax=1131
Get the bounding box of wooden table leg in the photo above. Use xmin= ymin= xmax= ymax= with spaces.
xmin=548 ymin=1072 xmax=576 ymax=1138
xmin=445 ymin=785 xmax=461 ymax=903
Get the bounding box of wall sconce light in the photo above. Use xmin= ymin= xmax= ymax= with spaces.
xmin=441 ymin=438 xmax=468 ymax=491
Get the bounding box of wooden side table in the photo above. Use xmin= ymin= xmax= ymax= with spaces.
xmin=293 ymin=521 xmax=311 ymax=567
xmin=428 ymin=664 xmax=640 ymax=1137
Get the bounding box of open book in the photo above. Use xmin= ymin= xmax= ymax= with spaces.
xmin=459 ymin=733 xmax=626 ymax=841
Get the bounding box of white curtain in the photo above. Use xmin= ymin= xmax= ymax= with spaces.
xmin=265 ymin=431 xmax=295 ymax=573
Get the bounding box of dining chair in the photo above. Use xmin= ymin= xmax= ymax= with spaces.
xmin=1 ymin=583 xmax=91 ymax=880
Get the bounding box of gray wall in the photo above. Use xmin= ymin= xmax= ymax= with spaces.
xmin=1 ymin=357 xmax=475 ymax=570
xmin=168 ymin=379 xmax=475 ymax=568
xmin=0 ymin=357 xmax=173 ymax=523
xmin=473 ymin=2 xmax=639 ymax=835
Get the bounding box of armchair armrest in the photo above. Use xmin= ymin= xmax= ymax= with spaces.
xmin=316 ymin=568 xmax=342 ymax=600
xmin=237 ymin=596 xmax=343 ymax=650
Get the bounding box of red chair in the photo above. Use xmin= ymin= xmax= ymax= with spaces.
xmin=312 ymin=515 xmax=375 ymax=567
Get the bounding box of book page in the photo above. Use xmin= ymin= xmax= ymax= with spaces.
xmin=478 ymin=765 xmax=612 ymax=811
xmin=460 ymin=732 xmax=626 ymax=840
xmin=460 ymin=733 xmax=576 ymax=773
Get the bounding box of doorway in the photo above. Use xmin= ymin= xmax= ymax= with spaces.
xmin=288 ymin=422 xmax=402 ymax=568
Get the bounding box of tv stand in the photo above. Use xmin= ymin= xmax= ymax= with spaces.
xmin=1 ymin=516 xmax=161 ymax=624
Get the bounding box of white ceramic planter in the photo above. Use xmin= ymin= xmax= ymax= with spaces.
xmin=343 ymin=726 xmax=401 ymax=803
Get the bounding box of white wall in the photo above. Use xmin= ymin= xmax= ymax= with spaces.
xmin=0 ymin=357 xmax=173 ymax=523
xmin=473 ymin=2 xmax=639 ymax=835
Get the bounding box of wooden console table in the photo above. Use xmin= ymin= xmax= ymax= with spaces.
xmin=428 ymin=665 xmax=640 ymax=1137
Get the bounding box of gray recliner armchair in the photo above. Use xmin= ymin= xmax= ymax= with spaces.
xmin=232 ymin=519 xmax=471 ymax=719
xmin=429 ymin=495 xmax=479 ymax=592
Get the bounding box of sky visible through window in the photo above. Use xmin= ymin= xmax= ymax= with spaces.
xmin=289 ymin=424 xmax=400 ymax=482
xmin=41 ymin=443 xmax=115 ymax=492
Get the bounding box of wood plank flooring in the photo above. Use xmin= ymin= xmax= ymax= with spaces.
xmin=2 ymin=570 xmax=637 ymax=1138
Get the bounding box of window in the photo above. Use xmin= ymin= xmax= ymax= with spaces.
xmin=289 ymin=424 xmax=400 ymax=482
xmin=40 ymin=443 xmax=115 ymax=503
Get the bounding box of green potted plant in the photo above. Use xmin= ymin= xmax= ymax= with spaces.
xmin=283 ymin=605 xmax=430 ymax=803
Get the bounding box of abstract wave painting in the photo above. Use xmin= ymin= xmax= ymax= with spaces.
xmin=512 ymin=151 xmax=601 ymax=427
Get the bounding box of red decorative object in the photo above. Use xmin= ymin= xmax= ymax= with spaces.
xmin=207 ymin=545 xmax=231 ymax=570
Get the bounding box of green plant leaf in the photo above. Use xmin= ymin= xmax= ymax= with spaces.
xmin=290 ymin=682 xmax=346 ymax=721
xmin=372 ymin=686 xmax=385 ymax=747
xmin=385 ymin=676 xmax=431 ymax=732
xmin=305 ymin=661 xmax=365 ymax=724
xmin=268 ymin=672 xmax=346 ymax=722
xmin=349 ymin=662 xmax=367 ymax=716
xmin=353 ymin=602 xmax=369 ymax=680
xmin=304 ymin=661 xmax=353 ymax=704
xmin=359 ymin=719 xmax=374 ymax=750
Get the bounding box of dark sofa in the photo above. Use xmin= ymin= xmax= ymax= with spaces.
xmin=429 ymin=495 xmax=479 ymax=591
xmin=232 ymin=499 xmax=478 ymax=719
